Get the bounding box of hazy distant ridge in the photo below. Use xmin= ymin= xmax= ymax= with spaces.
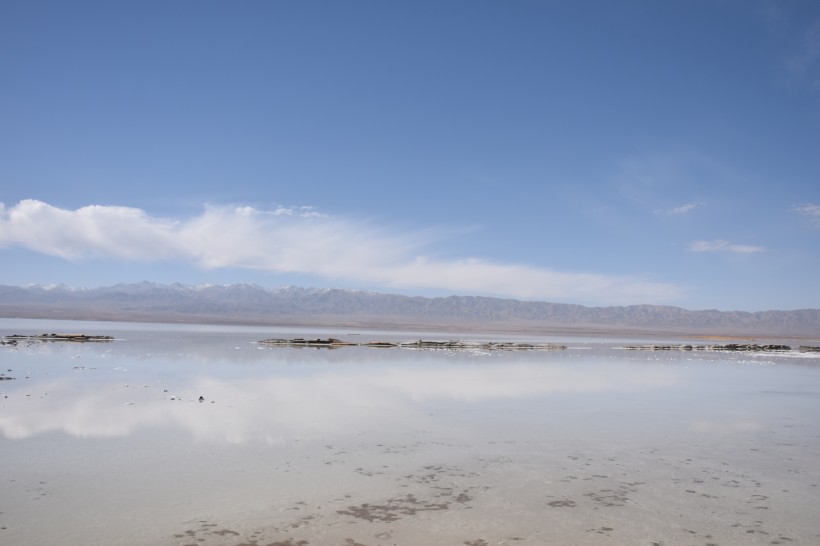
xmin=1 ymin=282 xmax=818 ymax=336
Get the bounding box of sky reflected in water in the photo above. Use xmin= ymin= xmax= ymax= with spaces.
xmin=1 ymin=357 xmax=680 ymax=442
xmin=2 ymin=321 xmax=819 ymax=546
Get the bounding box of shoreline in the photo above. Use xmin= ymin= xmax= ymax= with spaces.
xmin=1 ymin=310 xmax=819 ymax=342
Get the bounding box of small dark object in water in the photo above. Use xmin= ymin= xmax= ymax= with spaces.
xmin=199 ymin=396 xmax=205 ymax=403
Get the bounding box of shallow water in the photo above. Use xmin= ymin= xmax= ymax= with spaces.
xmin=1 ymin=319 xmax=819 ymax=545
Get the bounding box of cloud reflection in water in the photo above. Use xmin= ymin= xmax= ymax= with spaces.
xmin=0 ymin=361 xmax=679 ymax=443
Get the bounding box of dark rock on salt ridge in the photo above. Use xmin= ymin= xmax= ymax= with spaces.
xmin=399 ymin=340 xmax=566 ymax=350
xmin=620 ymin=344 xmax=792 ymax=352
xmin=258 ymin=337 xmax=566 ymax=351
xmin=3 ymin=333 xmax=115 ymax=342
xmin=258 ymin=337 xmax=358 ymax=348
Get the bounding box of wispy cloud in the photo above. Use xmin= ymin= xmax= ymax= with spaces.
xmin=792 ymin=203 xmax=820 ymax=227
xmin=0 ymin=199 xmax=682 ymax=305
xmin=787 ymin=18 xmax=820 ymax=92
xmin=657 ymin=202 xmax=702 ymax=216
xmin=614 ymin=148 xmax=736 ymax=214
xmin=689 ymin=239 xmax=766 ymax=254
xmin=756 ymin=2 xmax=820 ymax=92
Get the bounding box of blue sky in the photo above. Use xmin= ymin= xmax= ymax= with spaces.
xmin=1 ymin=1 xmax=819 ymax=311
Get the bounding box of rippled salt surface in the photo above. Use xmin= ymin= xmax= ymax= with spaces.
xmin=1 ymin=319 xmax=820 ymax=545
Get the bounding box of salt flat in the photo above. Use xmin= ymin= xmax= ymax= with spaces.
xmin=1 ymin=319 xmax=819 ymax=545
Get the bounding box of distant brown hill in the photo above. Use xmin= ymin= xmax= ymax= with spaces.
xmin=0 ymin=282 xmax=818 ymax=338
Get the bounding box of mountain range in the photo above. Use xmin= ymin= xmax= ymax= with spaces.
xmin=1 ymin=282 xmax=819 ymax=338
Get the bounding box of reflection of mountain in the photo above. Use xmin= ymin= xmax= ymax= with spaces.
xmin=1 ymin=282 xmax=819 ymax=336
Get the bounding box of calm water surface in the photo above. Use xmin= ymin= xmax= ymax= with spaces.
xmin=1 ymin=319 xmax=819 ymax=545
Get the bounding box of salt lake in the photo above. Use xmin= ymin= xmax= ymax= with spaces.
xmin=1 ymin=318 xmax=819 ymax=545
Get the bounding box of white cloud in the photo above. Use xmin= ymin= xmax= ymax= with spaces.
xmin=792 ymin=203 xmax=820 ymax=227
xmin=0 ymin=200 xmax=182 ymax=261
xmin=689 ymin=239 xmax=766 ymax=254
xmin=0 ymin=199 xmax=682 ymax=305
xmin=268 ymin=205 xmax=325 ymax=218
